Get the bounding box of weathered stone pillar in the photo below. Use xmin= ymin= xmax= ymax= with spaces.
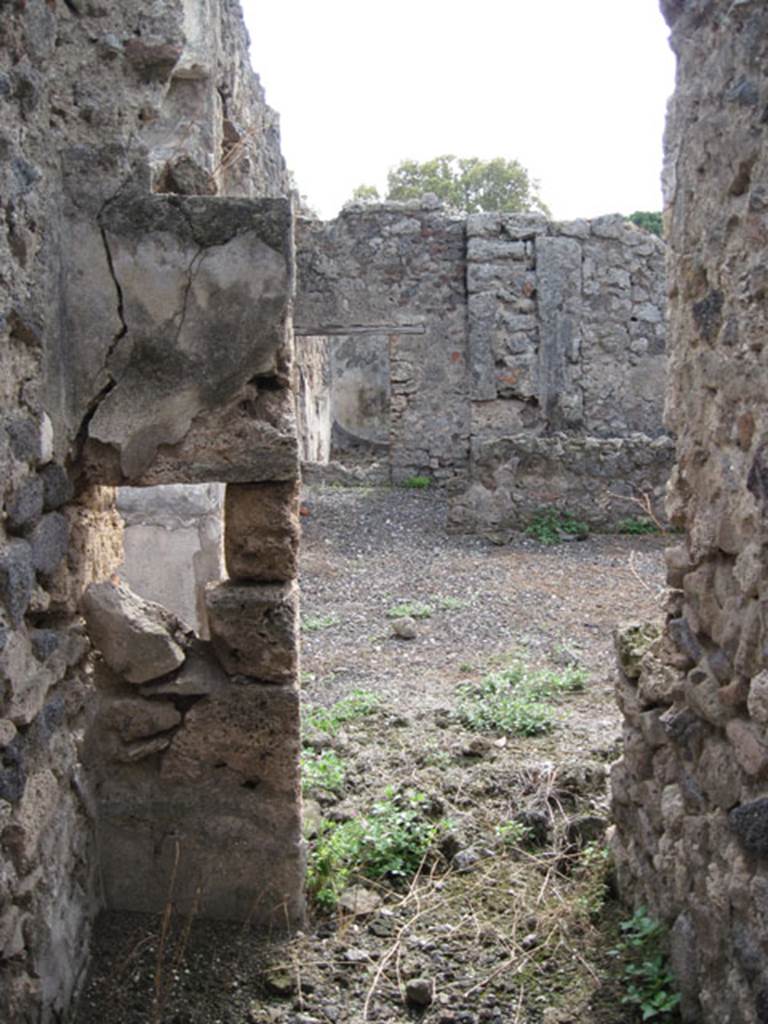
xmin=610 ymin=3 xmax=768 ymax=1022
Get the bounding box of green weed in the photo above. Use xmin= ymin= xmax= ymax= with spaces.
xmin=300 ymin=749 xmax=346 ymax=798
xmin=613 ymin=908 xmax=681 ymax=1021
xmin=307 ymin=787 xmax=446 ymax=910
xmin=495 ymin=820 xmax=534 ymax=848
xmin=525 ymin=509 xmax=589 ymax=545
xmin=302 ymin=613 xmax=339 ymax=633
xmin=387 ymin=600 xmax=434 ymax=620
xmin=457 ymin=662 xmax=587 ymax=737
xmin=402 ymin=475 xmax=432 ymax=489
xmin=616 ymin=517 xmax=659 ymax=535
xmin=303 ymin=689 xmax=381 ymax=735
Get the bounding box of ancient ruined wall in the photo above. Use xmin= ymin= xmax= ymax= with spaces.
xmin=295 ymin=200 xmax=471 ymax=485
xmin=610 ymin=2 xmax=768 ymax=1022
xmin=1 ymin=2 xmax=298 ymax=1020
xmin=296 ymin=205 xmax=670 ymax=528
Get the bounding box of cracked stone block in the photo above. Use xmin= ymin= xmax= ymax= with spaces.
xmin=224 ymin=481 xmax=299 ymax=582
xmin=74 ymin=194 xmax=293 ymax=483
xmin=82 ymin=580 xmax=186 ymax=684
xmin=205 ymin=580 xmax=298 ymax=682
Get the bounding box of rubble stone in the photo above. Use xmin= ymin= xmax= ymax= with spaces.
xmin=82 ymin=581 xmax=186 ymax=684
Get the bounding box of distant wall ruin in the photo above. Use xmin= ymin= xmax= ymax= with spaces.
xmin=294 ymin=206 xmax=673 ymax=533
xmin=610 ymin=2 xmax=768 ymax=1022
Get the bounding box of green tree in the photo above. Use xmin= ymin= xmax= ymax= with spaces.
xmin=351 ymin=155 xmax=549 ymax=215
xmin=627 ymin=210 xmax=663 ymax=237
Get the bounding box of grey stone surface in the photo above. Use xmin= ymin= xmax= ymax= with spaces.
xmin=0 ymin=541 xmax=34 ymax=627
xmin=82 ymin=580 xmax=186 ymax=684
xmin=295 ymin=206 xmax=668 ymax=520
xmin=609 ymin=5 xmax=768 ymax=1022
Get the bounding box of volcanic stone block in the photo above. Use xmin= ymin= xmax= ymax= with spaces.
xmin=98 ymin=684 xmax=303 ymax=925
xmin=82 ymin=580 xmax=186 ymax=684
xmin=224 ymin=482 xmax=299 ymax=582
xmin=161 ymin=682 xmax=300 ymax=795
xmin=205 ymin=581 xmax=298 ymax=682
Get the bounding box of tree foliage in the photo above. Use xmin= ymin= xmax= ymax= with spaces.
xmin=627 ymin=210 xmax=663 ymax=237
xmin=352 ymin=155 xmax=549 ymax=215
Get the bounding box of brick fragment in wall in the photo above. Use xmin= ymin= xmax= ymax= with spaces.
xmin=205 ymin=580 xmax=298 ymax=682
xmin=224 ymin=481 xmax=299 ymax=581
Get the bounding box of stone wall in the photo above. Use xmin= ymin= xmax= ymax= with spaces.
xmin=0 ymin=2 xmax=300 ymax=1020
xmin=610 ymin=2 xmax=768 ymax=1022
xmin=295 ymin=206 xmax=671 ymax=528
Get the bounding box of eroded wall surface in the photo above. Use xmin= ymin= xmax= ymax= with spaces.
xmin=610 ymin=2 xmax=768 ymax=1021
xmin=295 ymin=205 xmax=671 ymax=528
xmin=0 ymin=2 xmax=300 ymax=1019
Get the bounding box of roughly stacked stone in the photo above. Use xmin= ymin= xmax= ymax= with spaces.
xmin=610 ymin=2 xmax=768 ymax=1022
xmin=0 ymin=1 xmax=297 ymax=1020
xmin=294 ymin=206 xmax=670 ymax=531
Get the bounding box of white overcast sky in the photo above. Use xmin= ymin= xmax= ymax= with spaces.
xmin=240 ymin=1 xmax=676 ymax=222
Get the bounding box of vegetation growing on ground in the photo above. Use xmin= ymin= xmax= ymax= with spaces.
xmin=352 ymin=154 xmax=549 ymax=215
xmin=300 ymin=749 xmax=346 ymax=798
xmin=457 ymin=661 xmax=587 ymax=736
xmin=302 ymin=688 xmax=380 ymax=735
xmin=616 ymin=516 xmax=659 ymax=535
xmin=307 ymin=787 xmax=447 ymax=911
xmin=612 ymin=908 xmax=681 ymax=1021
xmin=525 ymin=508 xmax=590 ymax=544
xmin=302 ymin=613 xmax=339 ymax=633
xmin=387 ymin=600 xmax=433 ymax=620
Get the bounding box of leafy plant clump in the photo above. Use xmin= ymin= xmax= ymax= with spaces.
xmin=303 ymin=689 xmax=381 ymax=736
xmin=457 ymin=662 xmax=587 ymax=737
xmin=402 ymin=475 xmax=432 ymax=489
xmin=387 ymin=600 xmax=433 ymax=620
xmin=616 ymin=516 xmax=659 ymax=535
xmin=613 ymin=908 xmax=681 ymax=1021
xmin=525 ymin=509 xmax=589 ymax=545
xmin=307 ymin=787 xmax=446 ymax=910
xmin=300 ymin=749 xmax=346 ymax=798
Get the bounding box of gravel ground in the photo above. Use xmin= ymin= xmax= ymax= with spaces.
xmin=77 ymin=484 xmax=667 ymax=1024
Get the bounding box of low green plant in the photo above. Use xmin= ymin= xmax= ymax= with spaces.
xmin=457 ymin=662 xmax=587 ymax=737
xmin=572 ymin=841 xmax=612 ymax=918
xmin=302 ymin=613 xmax=339 ymax=633
xmin=613 ymin=907 xmax=681 ymax=1021
xmin=525 ymin=509 xmax=589 ymax=545
xmin=402 ymin=475 xmax=432 ymax=489
xmin=307 ymin=787 xmax=446 ymax=910
xmin=387 ymin=600 xmax=433 ymax=620
xmin=495 ymin=820 xmax=534 ymax=848
xmin=300 ymin=749 xmax=346 ymax=798
xmin=303 ymin=689 xmax=381 ymax=735
xmin=616 ymin=516 xmax=659 ymax=535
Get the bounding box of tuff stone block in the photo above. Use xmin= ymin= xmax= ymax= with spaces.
xmin=205 ymin=580 xmax=298 ymax=682
xmin=224 ymin=481 xmax=299 ymax=582
xmin=82 ymin=580 xmax=186 ymax=684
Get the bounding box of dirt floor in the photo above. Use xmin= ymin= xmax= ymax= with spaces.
xmin=76 ymin=484 xmax=668 ymax=1024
